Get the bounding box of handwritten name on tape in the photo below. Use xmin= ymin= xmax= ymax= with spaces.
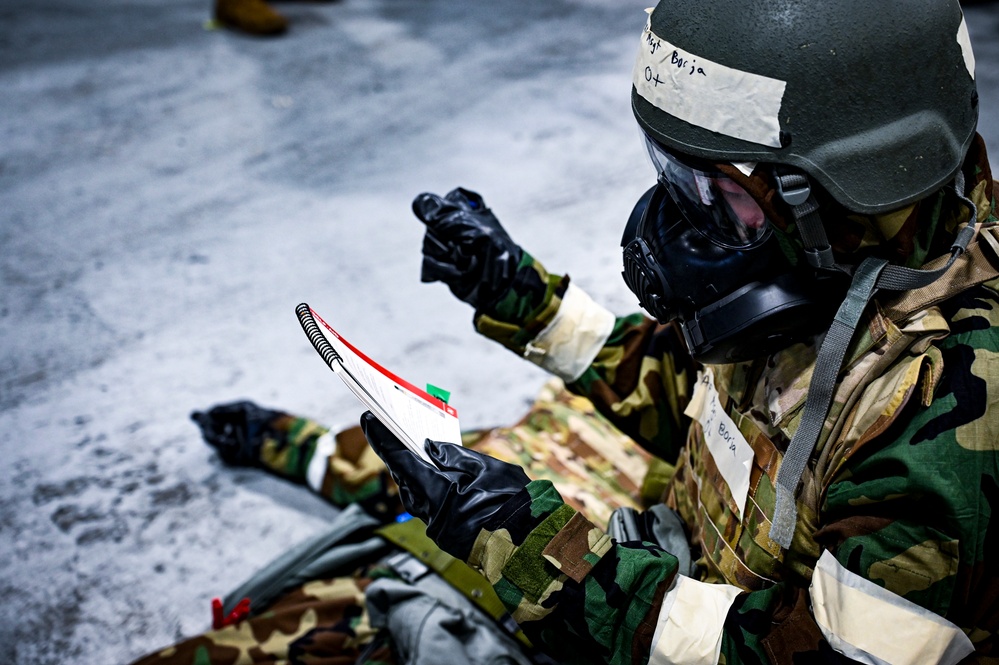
xmin=684 ymin=368 xmax=754 ymax=519
xmin=633 ymin=16 xmax=786 ymax=149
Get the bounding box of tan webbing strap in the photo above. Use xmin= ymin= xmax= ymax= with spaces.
xmin=881 ymin=225 xmax=999 ymax=321
xmin=376 ymin=518 xmax=533 ymax=648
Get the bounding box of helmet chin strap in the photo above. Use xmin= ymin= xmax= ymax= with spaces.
xmin=775 ymin=169 xmax=842 ymax=273
xmin=767 ymin=169 xmax=981 ymax=549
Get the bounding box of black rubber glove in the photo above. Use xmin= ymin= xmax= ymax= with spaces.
xmin=191 ymin=400 xmax=285 ymax=466
xmin=360 ymin=411 xmax=530 ymax=560
xmin=412 ymin=187 xmax=524 ymax=311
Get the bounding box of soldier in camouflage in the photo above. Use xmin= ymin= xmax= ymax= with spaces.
xmin=361 ymin=0 xmax=999 ymax=664
xmin=132 ymin=0 xmax=999 ymax=663
xmin=131 ymin=380 xmax=661 ymax=665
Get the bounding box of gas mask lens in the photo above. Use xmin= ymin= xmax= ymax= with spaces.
xmin=643 ymin=134 xmax=771 ymax=249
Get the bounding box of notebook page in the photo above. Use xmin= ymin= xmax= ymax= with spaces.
xmin=308 ymin=307 xmax=461 ymax=463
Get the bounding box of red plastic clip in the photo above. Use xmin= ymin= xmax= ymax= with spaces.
xmin=211 ymin=596 xmax=251 ymax=630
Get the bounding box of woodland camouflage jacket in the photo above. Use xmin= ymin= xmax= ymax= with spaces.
xmin=468 ymin=148 xmax=999 ymax=664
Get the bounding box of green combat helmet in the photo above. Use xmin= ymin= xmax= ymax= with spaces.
xmin=631 ymin=0 xmax=978 ymax=214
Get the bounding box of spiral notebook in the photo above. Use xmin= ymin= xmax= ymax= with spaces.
xmin=295 ymin=303 xmax=460 ymax=463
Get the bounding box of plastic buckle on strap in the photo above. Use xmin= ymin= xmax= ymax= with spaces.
xmin=952 ymin=223 xmax=978 ymax=254
xmin=500 ymin=614 xmax=521 ymax=635
xmin=775 ymin=170 xmax=811 ymax=206
xmin=805 ymin=246 xmax=836 ymax=269
xmin=384 ymin=551 xmax=431 ymax=584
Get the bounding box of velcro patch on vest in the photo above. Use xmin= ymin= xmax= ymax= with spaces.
xmin=542 ymin=512 xmax=613 ymax=583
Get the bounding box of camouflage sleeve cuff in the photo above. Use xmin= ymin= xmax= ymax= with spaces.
xmin=539 ymin=508 xmax=614 ymax=583
xmin=468 ymin=481 xmax=687 ymax=664
xmin=467 ymin=480 xmax=612 ymax=624
xmin=261 ymin=420 xmax=400 ymax=518
xmin=467 ymin=480 xmax=562 ymax=578
xmin=259 ymin=414 xmax=330 ymax=481
xmin=473 ymin=251 xmax=571 ymax=355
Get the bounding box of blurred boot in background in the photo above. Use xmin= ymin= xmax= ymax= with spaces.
xmin=214 ymin=0 xmax=288 ymax=36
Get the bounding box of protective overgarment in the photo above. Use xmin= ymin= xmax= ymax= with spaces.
xmin=454 ymin=144 xmax=999 ymax=664
xmin=405 ymin=2 xmax=999 ymax=649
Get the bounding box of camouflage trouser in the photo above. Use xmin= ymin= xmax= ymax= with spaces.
xmin=133 ymin=568 xmax=396 ymax=665
xmin=131 ymin=379 xmax=656 ymax=665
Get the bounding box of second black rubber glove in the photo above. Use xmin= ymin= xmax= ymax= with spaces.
xmin=412 ymin=187 xmax=524 ymax=311
xmin=360 ymin=411 xmax=530 ymax=561
xmin=191 ymin=400 xmax=286 ymax=466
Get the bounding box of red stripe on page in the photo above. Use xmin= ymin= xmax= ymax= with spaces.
xmin=310 ymin=308 xmax=459 ymax=418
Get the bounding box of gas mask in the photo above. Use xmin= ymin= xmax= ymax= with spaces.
xmin=621 ymin=134 xmax=843 ymax=364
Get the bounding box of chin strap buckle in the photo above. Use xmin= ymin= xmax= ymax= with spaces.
xmin=773 ymin=167 xmax=843 ymax=272
xmin=775 ymin=170 xmax=812 ymax=206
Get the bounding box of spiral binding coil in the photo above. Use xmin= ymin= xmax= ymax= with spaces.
xmin=295 ymin=303 xmax=342 ymax=369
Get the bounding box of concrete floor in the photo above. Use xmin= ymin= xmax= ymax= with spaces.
xmin=1 ymin=2 xmax=997 ymax=663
